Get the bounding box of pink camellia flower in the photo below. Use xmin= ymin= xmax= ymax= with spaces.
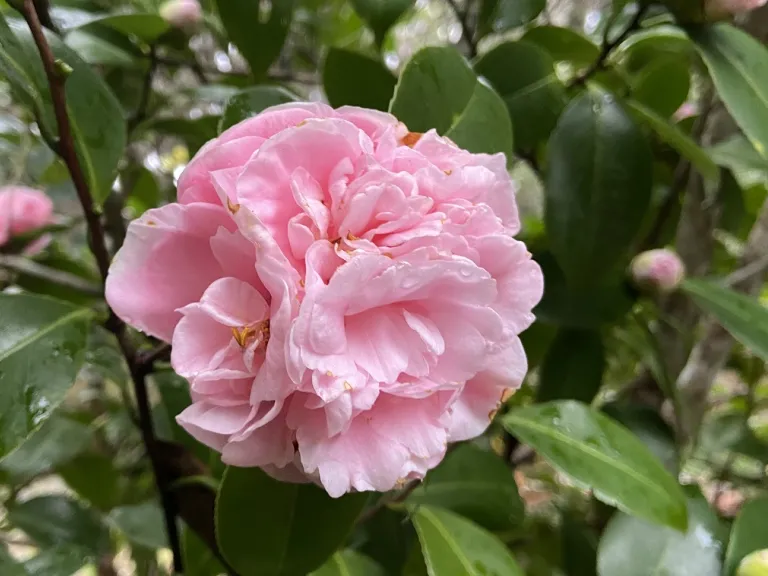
xmin=705 ymin=0 xmax=767 ymax=19
xmin=0 ymin=185 xmax=53 ymax=248
xmin=106 ymin=103 xmax=543 ymax=497
xmin=159 ymin=0 xmax=202 ymax=28
xmin=630 ymin=248 xmax=686 ymax=293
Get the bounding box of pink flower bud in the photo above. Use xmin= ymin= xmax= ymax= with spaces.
xmin=159 ymin=0 xmax=203 ymax=28
xmin=630 ymin=249 xmax=686 ymax=292
xmin=0 ymin=186 xmax=54 ymax=248
xmin=673 ymin=102 xmax=698 ymax=123
xmin=705 ymin=0 xmax=767 ymax=20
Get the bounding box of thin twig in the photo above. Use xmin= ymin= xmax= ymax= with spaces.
xmin=570 ymin=5 xmax=648 ymax=87
xmin=19 ymin=2 xmax=183 ymax=572
xmin=0 ymin=254 xmax=102 ymax=295
xmin=724 ymin=252 xmax=768 ymax=287
xmin=445 ymin=0 xmax=477 ymax=58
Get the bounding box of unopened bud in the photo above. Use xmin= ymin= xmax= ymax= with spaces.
xmin=630 ymin=249 xmax=685 ymax=293
xmin=159 ymin=0 xmax=203 ymax=29
xmin=737 ymin=550 xmax=768 ymax=576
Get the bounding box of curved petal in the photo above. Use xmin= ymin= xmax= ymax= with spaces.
xmin=105 ymin=202 xmax=236 ymax=341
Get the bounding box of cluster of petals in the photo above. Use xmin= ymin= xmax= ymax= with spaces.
xmin=0 ymin=185 xmax=53 ymax=249
xmin=106 ymin=103 xmax=543 ymax=497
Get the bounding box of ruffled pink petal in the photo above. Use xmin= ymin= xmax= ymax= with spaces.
xmin=105 ymin=203 xmax=237 ymax=341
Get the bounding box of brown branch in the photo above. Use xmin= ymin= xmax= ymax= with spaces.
xmin=20 ymin=2 xmax=183 ymax=572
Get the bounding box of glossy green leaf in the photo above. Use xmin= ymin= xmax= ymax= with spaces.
xmin=561 ymin=515 xmax=598 ymax=576
xmin=0 ymin=17 xmax=126 ymax=205
xmin=546 ymin=89 xmax=653 ymax=285
xmin=521 ymin=25 xmax=599 ymax=67
xmin=627 ymin=99 xmax=719 ymax=181
xmin=633 ymin=58 xmax=690 ymax=118
xmin=0 ymin=546 xmax=87 ymax=576
xmin=502 ymin=401 xmax=688 ymax=530
xmin=58 ymin=453 xmax=125 ymax=511
xmin=519 ymin=321 xmax=557 ymax=371
xmin=219 ymin=86 xmax=298 ymax=132
xmin=602 ymin=404 xmax=679 ymax=475
xmin=0 ymin=294 xmax=90 ymax=461
xmin=215 ymin=0 xmax=294 ymax=78
xmin=682 ymin=279 xmax=768 ymax=361
xmin=689 ymin=24 xmax=768 ymax=159
xmin=390 ymin=46 xmax=513 ymax=158
xmin=475 ymin=40 xmax=566 ymax=152
xmin=51 ymin=8 xmax=170 ymax=41
xmin=323 ymin=48 xmax=396 ymax=112
xmin=0 ymin=414 xmax=91 ymax=478
xmin=108 ymin=502 xmax=168 ymax=550
xmin=8 ymin=495 xmax=110 ymax=555
xmin=412 ymin=505 xmax=524 ymax=576
xmin=699 ymin=411 xmax=767 ymax=463
xmin=616 ymin=25 xmax=692 ymax=73
xmin=489 ymin=0 xmax=546 ymax=33
xmin=311 ymin=550 xmax=387 ymax=576
xmin=534 ymin=253 xmax=635 ymax=329
xmin=407 ymin=444 xmax=524 ymax=531
xmin=709 ymin=135 xmax=768 ymax=174
xmin=597 ymin=491 xmax=722 ymax=576
xmin=537 ymin=329 xmax=605 ymax=404
xmin=725 ymin=498 xmax=768 ymax=576
xmin=147 ymin=115 xmax=219 ymax=154
xmin=349 ymin=0 xmax=413 ymax=46
xmin=183 ymin=524 xmax=226 ymax=576
xmin=65 ymin=30 xmax=139 ymax=68
xmin=358 ymin=507 xmax=415 ymax=575
xmin=216 ymin=466 xmax=369 ymax=576
xmin=389 ymin=45 xmax=473 ymax=132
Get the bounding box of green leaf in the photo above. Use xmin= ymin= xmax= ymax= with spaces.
xmin=349 ymin=0 xmax=414 ymax=46
xmin=602 ymin=404 xmax=679 ymax=475
xmin=475 ymin=40 xmax=567 ymax=152
xmin=444 ymin=81 xmax=514 ymax=158
xmin=8 ymin=495 xmax=110 ymax=555
xmin=632 ymin=58 xmax=690 ymax=118
xmin=502 ymin=401 xmax=688 ymax=530
xmin=147 ymin=115 xmax=219 ymax=154
xmin=58 ymin=453 xmax=125 ymax=511
xmin=521 ymin=25 xmax=599 ymax=67
xmin=108 ymin=502 xmax=168 ymax=550
xmin=545 ymin=89 xmax=653 ymax=285
xmin=183 ymin=524 xmax=226 ymax=576
xmin=219 ymin=86 xmax=298 ymax=132
xmin=411 ymin=505 xmax=524 ymax=576
xmin=407 ymin=444 xmax=524 ymax=531
xmin=358 ymin=508 xmax=415 ymax=575
xmin=214 ymin=0 xmax=294 ymax=78
xmin=724 ymin=498 xmax=768 ymax=576
xmin=537 ymin=329 xmax=605 ymax=403
xmin=51 ymin=8 xmax=170 ymax=42
xmin=627 ymin=99 xmax=720 ymax=182
xmin=311 ymin=550 xmax=387 ymax=576
xmin=534 ymin=252 xmax=635 ymax=329
xmin=21 ymin=547 xmax=87 ymax=576
xmin=65 ymin=30 xmax=140 ymax=68
xmin=0 ymin=294 xmax=90 ymax=461
xmin=699 ymin=411 xmax=767 ymax=463
xmin=0 ymin=16 xmax=126 ymax=206
xmin=390 ymin=46 xmax=513 ymax=158
xmin=682 ymin=279 xmax=768 ymax=361
xmin=597 ymin=490 xmax=722 ymax=576
xmin=0 ymin=414 xmax=91 ymax=478
xmin=616 ymin=25 xmax=692 ymax=74
xmin=482 ymin=0 xmax=546 ymax=33
xmin=216 ymin=466 xmax=369 ymax=576
xmin=560 ymin=515 xmax=598 ymax=576
xmin=709 ymin=135 xmax=768 ymax=174
xmin=689 ymin=24 xmax=768 ymax=159
xmin=323 ymin=48 xmax=396 ymax=112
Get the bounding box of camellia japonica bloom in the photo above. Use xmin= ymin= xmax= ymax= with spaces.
xmin=106 ymin=103 xmax=543 ymax=497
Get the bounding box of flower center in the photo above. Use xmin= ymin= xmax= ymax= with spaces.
xmin=231 ymin=320 xmax=270 ymax=349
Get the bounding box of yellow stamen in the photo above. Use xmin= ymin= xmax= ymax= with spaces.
xmin=226 ymin=197 xmax=241 ymax=215
xmin=401 ymin=131 xmax=423 ymax=148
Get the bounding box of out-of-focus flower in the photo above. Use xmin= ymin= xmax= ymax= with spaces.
xmin=737 ymin=550 xmax=768 ymax=576
xmin=106 ymin=103 xmax=543 ymax=497
xmin=706 ymin=0 xmax=767 ymax=19
xmin=159 ymin=0 xmax=203 ymax=28
xmin=673 ymin=102 xmax=698 ymax=123
xmin=630 ymin=249 xmax=686 ymax=293
xmin=0 ymin=185 xmax=53 ymax=249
